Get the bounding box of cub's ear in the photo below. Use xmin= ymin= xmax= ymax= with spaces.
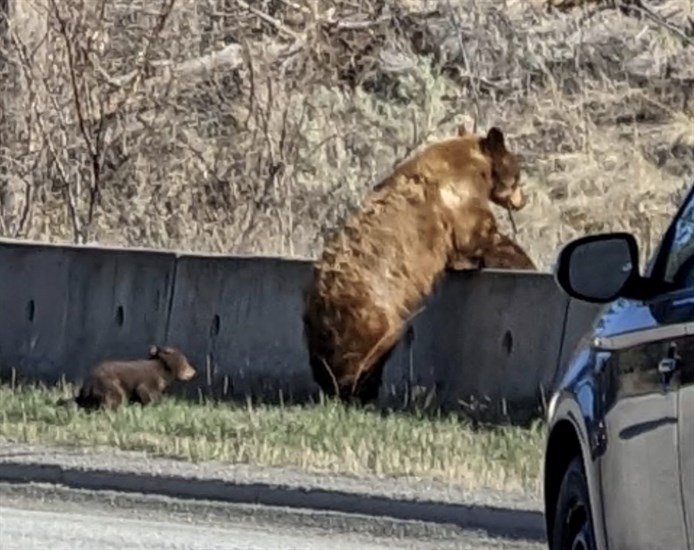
xmin=148 ymin=345 xmax=159 ymax=358
xmin=484 ymin=127 xmax=506 ymax=152
xmin=457 ymin=124 xmax=467 ymax=136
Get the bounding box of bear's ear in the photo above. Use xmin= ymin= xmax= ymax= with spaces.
xmin=149 ymin=345 xmax=159 ymax=358
xmin=456 ymin=124 xmax=467 ymax=137
xmin=484 ymin=127 xmax=506 ymax=152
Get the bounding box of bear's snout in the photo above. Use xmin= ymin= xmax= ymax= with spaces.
xmin=179 ymin=364 xmax=197 ymax=381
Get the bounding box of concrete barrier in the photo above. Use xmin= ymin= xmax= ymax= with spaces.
xmin=0 ymin=239 xmax=72 ymax=382
xmin=0 ymin=238 xmax=176 ymax=384
xmin=378 ymin=269 xmax=571 ymax=424
xmin=0 ymin=237 xmax=602 ymax=423
xmin=164 ymin=254 xmax=318 ymax=403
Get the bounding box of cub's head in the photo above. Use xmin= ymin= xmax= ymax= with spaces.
xmin=478 ymin=127 xmax=526 ymax=211
xmin=149 ymin=345 xmax=197 ymax=381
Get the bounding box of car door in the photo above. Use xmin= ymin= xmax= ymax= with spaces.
xmin=594 ymin=299 xmax=687 ymax=550
xmin=680 ymin=331 xmax=694 ymax=550
xmin=592 ymin=187 xmax=694 ymax=550
xmin=648 ymin=186 xmax=694 ymax=550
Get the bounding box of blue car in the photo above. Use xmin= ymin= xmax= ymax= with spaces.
xmin=543 ymin=178 xmax=694 ymax=550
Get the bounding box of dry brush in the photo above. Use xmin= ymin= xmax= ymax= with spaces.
xmin=0 ymin=0 xmax=692 ymax=269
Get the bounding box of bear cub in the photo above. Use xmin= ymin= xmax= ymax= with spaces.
xmin=71 ymin=345 xmax=197 ymax=411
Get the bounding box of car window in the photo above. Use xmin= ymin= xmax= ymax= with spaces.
xmin=663 ymin=191 xmax=694 ymax=289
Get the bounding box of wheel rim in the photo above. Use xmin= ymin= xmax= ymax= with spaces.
xmin=571 ymin=529 xmax=588 ymax=550
xmin=565 ymin=497 xmax=591 ymax=550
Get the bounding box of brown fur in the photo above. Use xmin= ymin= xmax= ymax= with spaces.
xmin=72 ymin=345 xmax=197 ymax=411
xmin=449 ymin=232 xmax=537 ymax=271
xmin=303 ymin=125 xmax=527 ymax=404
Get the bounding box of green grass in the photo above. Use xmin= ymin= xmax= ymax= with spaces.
xmin=0 ymin=383 xmax=545 ymax=494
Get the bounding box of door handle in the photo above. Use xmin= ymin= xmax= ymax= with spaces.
xmin=657 ymin=342 xmax=681 ymax=391
xmin=658 ymin=357 xmax=680 ymax=375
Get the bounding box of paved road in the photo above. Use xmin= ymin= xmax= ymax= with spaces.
xmin=0 ymin=483 xmax=545 ymax=550
xmin=1 ymin=505 xmax=404 ymax=550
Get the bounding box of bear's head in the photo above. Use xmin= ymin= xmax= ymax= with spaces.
xmin=149 ymin=345 xmax=197 ymax=381
xmin=478 ymin=127 xmax=526 ymax=211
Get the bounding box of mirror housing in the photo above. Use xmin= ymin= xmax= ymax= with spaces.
xmin=554 ymin=232 xmax=642 ymax=304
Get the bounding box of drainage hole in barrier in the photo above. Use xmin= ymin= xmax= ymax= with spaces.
xmin=115 ymin=305 xmax=125 ymax=327
xmin=210 ymin=314 xmax=221 ymax=339
xmin=502 ymin=330 xmax=513 ymax=355
xmin=26 ymin=299 xmax=35 ymax=323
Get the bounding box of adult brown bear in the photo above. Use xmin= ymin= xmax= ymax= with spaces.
xmin=303 ymin=125 xmax=528 ymax=404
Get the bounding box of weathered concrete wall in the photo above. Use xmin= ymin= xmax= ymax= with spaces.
xmin=0 ymin=239 xmax=175 ymax=384
xmin=0 ymin=238 xmax=601 ymax=422
xmin=165 ymin=254 xmax=317 ymax=403
xmin=378 ymin=269 xmax=571 ymax=424
xmin=0 ymin=239 xmax=71 ymax=381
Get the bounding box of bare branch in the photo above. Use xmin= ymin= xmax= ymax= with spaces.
xmin=233 ymin=0 xmax=303 ymax=40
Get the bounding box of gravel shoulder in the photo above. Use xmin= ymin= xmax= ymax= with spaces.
xmin=0 ymin=439 xmax=543 ymax=513
xmin=0 ymin=481 xmax=546 ymax=550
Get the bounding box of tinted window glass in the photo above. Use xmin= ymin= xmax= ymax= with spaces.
xmin=664 ymin=192 xmax=694 ymax=289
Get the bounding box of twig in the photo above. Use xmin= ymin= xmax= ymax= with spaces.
xmin=618 ymin=0 xmax=694 ymax=46
xmin=276 ymin=0 xmax=311 ymax=14
xmin=549 ymin=0 xmax=693 ymax=46
xmin=5 ymin=19 xmax=82 ymax=242
xmin=85 ymin=43 xmax=245 ymax=126
xmin=233 ymin=0 xmax=304 ymax=40
xmin=327 ymin=15 xmax=393 ymax=31
xmin=98 ymin=0 xmax=178 ymax=121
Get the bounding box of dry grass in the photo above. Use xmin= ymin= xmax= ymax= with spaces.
xmin=1 ymin=0 xmax=692 ymax=269
xmin=0 ymin=382 xmax=545 ymax=494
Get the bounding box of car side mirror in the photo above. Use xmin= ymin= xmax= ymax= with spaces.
xmin=554 ymin=232 xmax=641 ymax=303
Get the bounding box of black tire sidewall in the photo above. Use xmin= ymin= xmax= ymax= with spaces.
xmin=551 ymin=455 xmax=597 ymax=550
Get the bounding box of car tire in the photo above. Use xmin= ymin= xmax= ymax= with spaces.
xmin=551 ymin=455 xmax=597 ymax=550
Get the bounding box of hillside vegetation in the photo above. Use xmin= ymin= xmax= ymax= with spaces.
xmin=1 ymin=0 xmax=692 ymax=270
